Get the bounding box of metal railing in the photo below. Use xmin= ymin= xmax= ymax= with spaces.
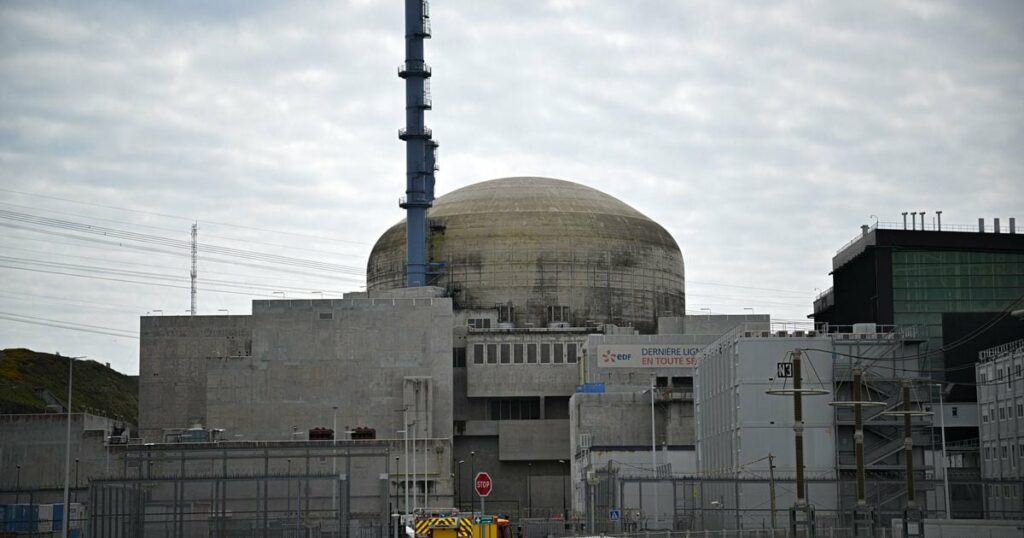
xmin=978 ymin=338 xmax=1024 ymax=362
xmin=834 ymin=219 xmax=1019 ymax=257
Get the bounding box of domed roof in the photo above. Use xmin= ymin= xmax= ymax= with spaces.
xmin=426 ymin=176 xmax=678 ymax=247
xmin=367 ymin=176 xmax=685 ymax=331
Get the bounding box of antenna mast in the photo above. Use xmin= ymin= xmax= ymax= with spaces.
xmin=190 ymin=222 xmax=198 ymax=315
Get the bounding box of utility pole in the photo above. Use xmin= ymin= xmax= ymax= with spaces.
xmin=765 ymin=348 xmax=825 ymax=538
xmin=190 ymin=222 xmax=197 ymax=315
xmin=900 ymin=381 xmax=923 ymax=537
xmin=767 ymin=453 xmax=777 ymax=531
xmin=936 ymin=383 xmax=951 ymax=519
xmin=853 ymin=369 xmax=866 ymax=507
xmin=793 ymin=350 xmax=806 ymax=506
xmin=852 ymin=368 xmax=873 ymax=537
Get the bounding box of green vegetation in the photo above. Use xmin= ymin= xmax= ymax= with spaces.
xmin=0 ymin=348 xmax=138 ymax=423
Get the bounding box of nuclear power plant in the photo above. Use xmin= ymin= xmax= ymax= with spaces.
xmin=1 ymin=0 xmax=1023 ymax=537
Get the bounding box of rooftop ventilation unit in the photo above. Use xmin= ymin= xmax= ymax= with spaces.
xmin=852 ymin=323 xmax=877 ymax=334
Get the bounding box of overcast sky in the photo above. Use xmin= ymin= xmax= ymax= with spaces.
xmin=1 ymin=1 xmax=1021 ymax=374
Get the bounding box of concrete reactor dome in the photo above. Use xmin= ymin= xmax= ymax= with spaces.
xmin=367 ymin=176 xmax=685 ymax=332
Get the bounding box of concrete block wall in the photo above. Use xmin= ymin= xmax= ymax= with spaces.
xmin=202 ymin=297 xmax=453 ymax=441
xmin=0 ymin=413 xmax=118 ymax=502
xmin=139 ymin=315 xmax=252 ymax=441
xmin=570 ymin=392 xmax=694 ymax=450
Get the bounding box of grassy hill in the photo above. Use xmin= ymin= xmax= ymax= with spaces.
xmin=0 ymin=348 xmax=138 ymax=423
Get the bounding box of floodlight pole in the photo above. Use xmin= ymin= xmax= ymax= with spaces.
xmin=768 ymin=453 xmax=777 ymax=530
xmin=650 ymin=374 xmax=657 ymax=528
xmin=61 ymin=355 xmax=85 ymax=538
xmin=900 ymin=380 xmax=925 ymax=537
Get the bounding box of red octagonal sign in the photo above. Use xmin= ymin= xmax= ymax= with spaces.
xmin=474 ymin=472 xmax=493 ymax=497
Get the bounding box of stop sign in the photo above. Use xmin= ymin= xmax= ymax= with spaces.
xmin=474 ymin=471 xmax=493 ymax=497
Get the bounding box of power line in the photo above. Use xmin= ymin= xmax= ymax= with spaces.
xmin=1 ymin=224 xmax=366 ymax=283
xmin=687 ymin=280 xmax=812 ymax=296
xmin=0 ymin=199 xmax=366 ymax=258
xmin=0 ymin=256 xmax=350 ymax=297
xmin=0 ymin=209 xmax=366 ymax=275
xmin=0 ymin=244 xmax=359 ymax=289
xmin=0 ymin=187 xmax=368 ymax=245
xmin=0 ymin=311 xmax=138 ymax=339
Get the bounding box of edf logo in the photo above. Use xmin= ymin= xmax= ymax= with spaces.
xmin=602 ymin=350 xmax=632 ymax=363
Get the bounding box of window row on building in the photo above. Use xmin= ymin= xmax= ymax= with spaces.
xmin=982 ymin=441 xmax=1024 ymax=465
xmin=978 ymin=360 xmax=1024 ymax=384
xmin=985 ymin=483 xmax=1022 ymax=500
xmin=469 ymin=342 xmax=580 ymax=365
xmin=980 ymin=398 xmax=1024 ymax=423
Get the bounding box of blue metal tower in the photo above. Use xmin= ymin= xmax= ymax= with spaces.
xmin=399 ymin=0 xmax=437 ymax=287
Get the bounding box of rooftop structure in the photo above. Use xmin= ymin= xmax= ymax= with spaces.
xmin=812 ymin=217 xmax=1024 ymax=389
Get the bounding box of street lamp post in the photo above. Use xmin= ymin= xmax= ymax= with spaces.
xmin=74 ymin=458 xmax=79 ymax=503
xmin=559 ymin=459 xmax=567 ymax=523
xmin=394 ymin=456 xmax=401 ymax=538
xmin=650 ymin=375 xmax=658 ymax=528
xmin=457 ymin=460 xmax=465 ymax=511
xmin=527 ymin=463 xmax=533 ymax=518
xmin=401 ymin=422 xmax=409 ymax=518
xmin=332 ymin=406 xmax=339 ymax=514
xmin=411 ymin=420 xmax=417 ymax=512
xmin=61 ymin=354 xmax=84 ymax=538
xmin=470 ymin=452 xmax=476 ymax=515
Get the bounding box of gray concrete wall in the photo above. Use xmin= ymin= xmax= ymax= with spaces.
xmin=204 ymin=297 xmax=453 ymax=441
xmin=453 ymin=436 xmax=571 ymax=518
xmin=0 ymin=413 xmax=118 ymax=502
xmin=498 ymin=420 xmax=570 ymax=460
xmin=465 ymin=332 xmax=584 ymax=398
xmin=139 ymin=315 xmax=252 ymax=441
xmin=570 ymin=392 xmax=694 ymax=450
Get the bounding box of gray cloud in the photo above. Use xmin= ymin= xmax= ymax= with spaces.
xmin=1 ymin=0 xmax=1021 ymax=372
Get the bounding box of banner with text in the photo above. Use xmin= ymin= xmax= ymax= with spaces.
xmin=597 ymin=345 xmax=702 ymax=368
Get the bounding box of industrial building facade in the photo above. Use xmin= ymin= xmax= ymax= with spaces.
xmin=976 ymin=338 xmax=1024 ymax=517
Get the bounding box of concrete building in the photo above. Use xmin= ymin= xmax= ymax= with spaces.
xmin=976 ymin=338 xmax=1024 ymax=518
xmin=0 ymin=413 xmax=123 ymax=505
xmin=126 ymin=176 xmax=694 ymax=525
xmin=131 ymin=287 xmax=456 ymax=535
xmin=141 ymin=289 xmax=452 ymax=444
xmin=811 ymin=217 xmax=1024 ymax=519
xmin=693 ymin=324 xmax=941 ymax=531
xmin=566 ymin=315 xmax=769 ymax=530
xmin=812 ymin=218 xmax=1024 ymax=396
xmin=364 ymin=177 xmax=693 ymax=518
